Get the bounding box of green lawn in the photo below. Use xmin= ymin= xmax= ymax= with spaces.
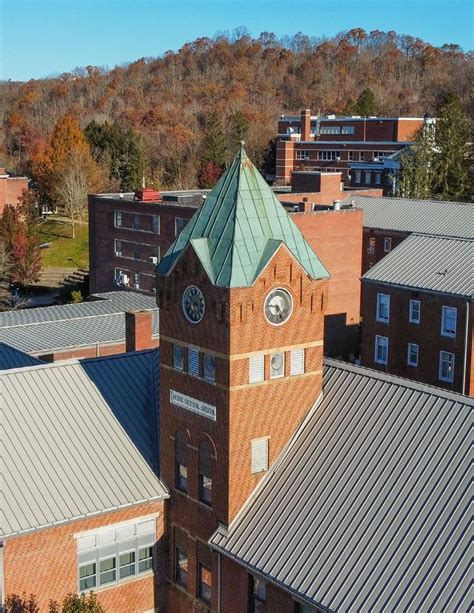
xmin=39 ymin=217 xmax=89 ymax=269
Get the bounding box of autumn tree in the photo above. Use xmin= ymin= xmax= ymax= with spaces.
xmin=0 ymin=204 xmax=42 ymax=286
xmin=355 ymin=88 xmax=377 ymax=116
xmin=433 ymin=93 xmax=472 ymax=201
xmin=4 ymin=593 xmax=39 ymax=613
xmin=49 ymin=592 xmax=105 ymax=613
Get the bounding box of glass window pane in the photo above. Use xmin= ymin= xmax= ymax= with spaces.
xmin=139 ymin=546 xmax=153 ymax=561
xmin=99 ymin=557 xmax=116 ymax=585
xmin=199 ymin=564 xmax=212 ymax=603
xmin=176 ymin=549 xmax=188 ymax=587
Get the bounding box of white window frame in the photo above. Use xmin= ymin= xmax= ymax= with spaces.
xmin=383 ymin=237 xmax=392 ymax=252
xmin=409 ymin=299 xmax=420 ymax=324
xmin=342 ymin=125 xmax=355 ymax=134
xmin=98 ymin=555 xmax=117 ymax=587
xmin=251 ymin=437 xmax=269 ymax=473
xmin=270 ymin=352 xmax=285 ymax=379
xmin=290 ymin=348 xmax=305 ymax=375
xmin=355 ymin=170 xmax=361 ymax=184
xmin=249 ymin=355 xmax=264 ymax=384
xmin=364 ymin=171 xmax=371 ymax=184
xmin=320 ymin=126 xmax=341 ymax=135
xmin=439 ymin=351 xmax=455 ymax=382
xmin=359 ymin=151 xmax=365 ymax=161
xmin=296 ymin=150 xmax=310 ymax=160
xmin=118 ymin=549 xmax=136 ymax=580
xmin=376 ymin=293 xmax=390 ymax=323
xmin=375 ymin=335 xmax=388 ymax=365
xmin=78 ymin=562 xmax=97 ymax=591
xmin=375 ymin=172 xmax=382 ymax=185
xmin=441 ymin=306 xmax=457 ymax=337
xmin=407 ymin=343 xmax=419 ymax=367
xmin=114 ymin=210 xmax=123 ymax=227
xmin=318 ymin=150 xmax=340 ymax=161
xmin=348 ymin=151 xmax=354 ymax=161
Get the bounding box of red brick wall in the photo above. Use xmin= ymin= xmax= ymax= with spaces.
xmin=0 ymin=177 xmax=28 ymax=215
xmin=396 ymin=118 xmax=424 ymax=142
xmin=361 ymin=282 xmax=472 ymax=394
xmin=362 ymin=228 xmax=408 ymax=273
xmin=88 ymin=195 xmax=196 ymax=294
xmin=37 ymin=338 xmax=159 ymax=362
xmin=293 ymin=209 xmax=363 ymax=357
xmin=4 ymin=501 xmax=166 ymax=613
xmin=157 ymin=243 xmax=327 ymax=609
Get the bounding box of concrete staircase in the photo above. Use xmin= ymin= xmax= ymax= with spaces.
xmin=33 ymin=267 xmax=89 ymax=290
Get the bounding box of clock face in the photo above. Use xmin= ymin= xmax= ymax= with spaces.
xmin=182 ymin=285 xmax=205 ymax=324
xmin=264 ymin=288 xmax=293 ymax=326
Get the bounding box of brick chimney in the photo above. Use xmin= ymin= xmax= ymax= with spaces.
xmin=301 ymin=109 xmax=311 ymax=141
xmin=125 ymin=310 xmax=154 ymax=352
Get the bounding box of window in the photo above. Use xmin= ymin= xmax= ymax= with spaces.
xmin=439 ymin=351 xmax=455 ymax=382
xmin=251 ymin=576 xmax=267 ymax=612
xmin=79 ymin=563 xmax=96 ymax=591
xmin=176 ymin=548 xmax=188 ymax=587
xmin=375 ymin=335 xmax=388 ymax=365
xmin=318 ymin=150 xmax=340 ymax=161
xmin=251 ymin=437 xmax=269 ymax=473
xmin=367 ymin=237 xmax=376 ymax=254
xmin=355 ymin=170 xmax=361 ymax=184
xmin=249 ymin=355 xmax=264 ymax=384
xmin=175 ymin=431 xmax=188 ymax=493
xmin=188 ymin=347 xmax=199 ymax=376
xmin=119 ymin=551 xmax=135 ymax=579
xmin=198 ymin=564 xmax=212 ymax=604
xmin=375 ymin=172 xmax=382 ymax=185
xmin=342 ymin=125 xmax=355 ymax=134
xmin=173 ymin=344 xmax=184 ymax=370
xmin=114 ymin=210 xmax=122 ymax=227
xmin=203 ymin=353 xmax=216 ymax=382
xmin=138 ymin=547 xmax=153 ymax=573
xmin=152 ymin=215 xmax=159 ymax=234
xmin=320 ymin=126 xmax=340 ymax=134
xmin=76 ymin=517 xmax=156 ymax=592
xmin=441 ymin=306 xmax=457 ymax=337
xmin=134 ymin=272 xmax=141 ymax=289
xmin=407 ymin=343 xmax=419 ymax=367
xmin=384 ymin=237 xmax=392 ymax=252
xmin=99 ymin=557 xmax=116 ymax=585
xmin=270 ymin=352 xmax=284 ymax=379
xmin=132 ymin=213 xmax=140 ymax=229
xmin=376 ymin=293 xmax=390 ymax=323
xmin=115 ymin=240 xmax=122 ymax=256
xmin=175 ymin=217 xmax=187 ymax=236
xmin=359 ymin=151 xmax=365 ymax=161
xmin=364 ymin=171 xmax=371 ymax=185
xmin=296 ymin=150 xmax=310 ymax=160
xmin=199 ymin=440 xmax=213 ymax=506
xmin=409 ymin=300 xmax=420 ymax=323
xmin=290 ymin=348 xmax=305 ymax=375
xmin=348 ymin=151 xmax=354 ymax=161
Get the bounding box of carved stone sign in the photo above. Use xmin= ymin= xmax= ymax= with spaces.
xmin=170 ymin=389 xmax=216 ymax=421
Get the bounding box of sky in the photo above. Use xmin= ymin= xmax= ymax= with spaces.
xmin=1 ymin=0 xmax=473 ymax=81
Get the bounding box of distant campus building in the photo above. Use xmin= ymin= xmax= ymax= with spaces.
xmin=2 ymin=148 xmax=471 ymax=612
xmin=0 ymin=165 xmax=28 ymax=214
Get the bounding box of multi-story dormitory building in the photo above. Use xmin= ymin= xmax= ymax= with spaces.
xmin=2 ymin=147 xmax=471 ymax=612
xmin=275 ymin=109 xmax=426 ymax=186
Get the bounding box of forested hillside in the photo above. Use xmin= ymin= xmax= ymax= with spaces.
xmin=1 ymin=29 xmax=472 ymax=189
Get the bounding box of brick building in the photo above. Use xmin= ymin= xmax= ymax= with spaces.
xmin=361 ymin=234 xmax=473 ymax=396
xmin=3 ymin=148 xmax=471 ymax=612
xmin=342 ymin=194 xmax=474 ymax=273
xmin=276 ymin=110 xmax=424 ymax=185
xmin=88 ymin=189 xmax=206 ymax=295
xmin=0 ymin=291 xmax=159 ymax=361
xmin=1 ymin=349 xmax=169 ymax=612
xmin=0 ymin=166 xmax=28 ymax=215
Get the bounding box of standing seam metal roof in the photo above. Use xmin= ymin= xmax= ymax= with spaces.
xmin=362 ymin=235 xmax=474 ymax=297
xmin=157 ymin=146 xmax=329 ymax=287
xmin=210 ymin=359 xmax=472 ymax=612
xmin=1 ymin=349 xmax=167 ymax=539
xmin=0 ymin=342 xmax=43 ymax=370
xmin=343 ymin=195 xmax=474 ymax=239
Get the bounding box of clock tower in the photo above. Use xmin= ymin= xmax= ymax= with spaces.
xmin=157 ymin=146 xmax=329 ymax=611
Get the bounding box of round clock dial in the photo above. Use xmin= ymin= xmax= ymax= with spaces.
xmin=182 ymin=285 xmax=205 ymax=323
xmin=264 ymin=288 xmax=293 ymax=325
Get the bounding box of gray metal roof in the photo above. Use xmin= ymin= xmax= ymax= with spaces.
xmin=0 ymin=292 xmax=159 ymax=355
xmin=211 ymin=360 xmax=472 ymax=612
xmin=362 ymin=234 xmax=474 ymax=297
xmin=343 ymin=195 xmax=474 ymax=239
xmin=0 ymin=342 xmax=43 ymax=370
xmin=1 ymin=349 xmax=167 ymax=539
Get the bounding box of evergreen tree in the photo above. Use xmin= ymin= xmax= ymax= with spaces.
xmin=397 ymin=130 xmax=435 ymax=198
xmin=118 ymin=130 xmax=148 ymax=191
xmin=433 ymin=94 xmax=472 ymax=201
xmin=228 ymin=111 xmax=250 ymax=156
xmin=201 ymin=112 xmax=227 ymax=167
xmin=84 ymin=120 xmax=122 ymax=180
xmin=355 ymin=88 xmax=377 ymax=116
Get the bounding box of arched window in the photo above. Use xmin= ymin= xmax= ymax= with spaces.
xmin=198 ymin=440 xmax=214 ymax=506
xmin=175 ymin=431 xmax=188 ymax=493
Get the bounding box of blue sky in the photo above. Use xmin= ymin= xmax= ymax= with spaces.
xmin=1 ymin=0 xmax=473 ymax=81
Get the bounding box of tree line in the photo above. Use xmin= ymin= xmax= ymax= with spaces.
xmin=0 ymin=28 xmax=472 ymax=192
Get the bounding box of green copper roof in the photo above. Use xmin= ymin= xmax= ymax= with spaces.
xmin=157 ymin=146 xmax=329 ymax=288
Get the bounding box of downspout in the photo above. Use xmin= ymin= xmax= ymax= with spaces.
xmin=462 ymin=300 xmax=470 ymax=394
xmin=217 ymin=551 xmax=222 ymax=613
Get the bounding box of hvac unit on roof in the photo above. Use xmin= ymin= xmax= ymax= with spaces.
xmin=149 ymin=256 xmax=158 ymax=264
